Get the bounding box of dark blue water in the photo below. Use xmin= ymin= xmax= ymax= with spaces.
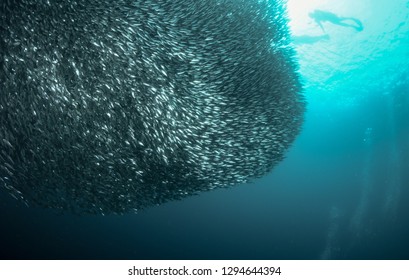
xmin=1 ymin=0 xmax=408 ymax=260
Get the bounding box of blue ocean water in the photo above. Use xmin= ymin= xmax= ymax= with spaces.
xmin=0 ymin=0 xmax=408 ymax=259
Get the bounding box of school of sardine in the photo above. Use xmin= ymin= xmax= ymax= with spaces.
xmin=0 ymin=0 xmax=305 ymax=214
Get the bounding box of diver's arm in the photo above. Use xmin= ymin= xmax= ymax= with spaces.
xmin=316 ymin=20 xmax=325 ymax=32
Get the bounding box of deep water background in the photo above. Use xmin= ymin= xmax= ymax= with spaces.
xmin=1 ymin=0 xmax=408 ymax=259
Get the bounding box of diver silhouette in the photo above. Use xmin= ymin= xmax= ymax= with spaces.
xmin=309 ymin=9 xmax=364 ymax=32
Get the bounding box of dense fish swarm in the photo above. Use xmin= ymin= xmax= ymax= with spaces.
xmin=0 ymin=0 xmax=304 ymax=214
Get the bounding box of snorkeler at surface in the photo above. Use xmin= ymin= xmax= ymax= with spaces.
xmin=309 ymin=9 xmax=364 ymax=32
